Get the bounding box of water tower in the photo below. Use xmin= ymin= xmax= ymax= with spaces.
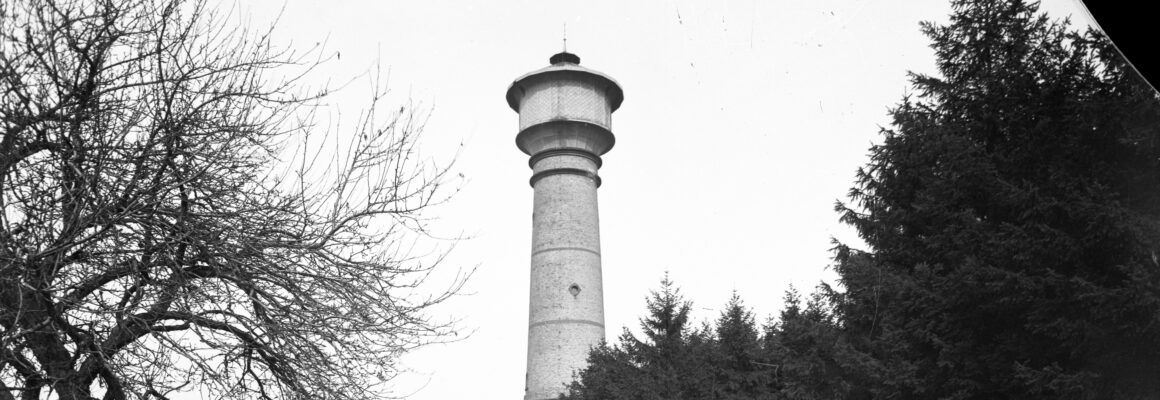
xmin=506 ymin=51 xmax=624 ymax=400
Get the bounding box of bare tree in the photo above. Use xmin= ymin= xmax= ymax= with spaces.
xmin=0 ymin=0 xmax=465 ymax=399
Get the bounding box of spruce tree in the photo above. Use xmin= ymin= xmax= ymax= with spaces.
xmin=833 ymin=0 xmax=1160 ymax=398
xmin=764 ymin=287 xmax=868 ymax=400
xmin=713 ymin=294 xmax=769 ymax=399
xmin=562 ymin=276 xmax=711 ymax=400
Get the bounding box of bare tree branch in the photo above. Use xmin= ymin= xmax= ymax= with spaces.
xmin=1 ymin=1 xmax=466 ymax=399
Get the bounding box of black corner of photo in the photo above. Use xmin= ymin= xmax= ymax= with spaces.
xmin=1080 ymin=1 xmax=1160 ymax=90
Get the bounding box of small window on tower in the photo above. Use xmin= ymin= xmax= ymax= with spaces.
xmin=568 ymin=284 xmax=581 ymax=297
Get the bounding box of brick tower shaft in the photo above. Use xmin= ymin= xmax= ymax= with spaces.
xmin=525 ymin=151 xmax=604 ymax=400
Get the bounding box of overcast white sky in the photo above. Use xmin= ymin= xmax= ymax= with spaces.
xmin=238 ymin=1 xmax=1097 ymax=399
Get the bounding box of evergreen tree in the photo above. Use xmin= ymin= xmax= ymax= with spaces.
xmin=833 ymin=0 xmax=1160 ymax=398
xmin=713 ymin=294 xmax=769 ymax=399
xmin=640 ymin=274 xmax=695 ymax=353
xmin=560 ymin=340 xmax=642 ymax=400
xmin=764 ymin=287 xmax=868 ymax=400
xmin=562 ymin=275 xmax=712 ymax=400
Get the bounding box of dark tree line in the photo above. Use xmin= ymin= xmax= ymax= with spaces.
xmin=565 ymin=0 xmax=1160 ymax=399
xmin=560 ymin=277 xmax=862 ymax=400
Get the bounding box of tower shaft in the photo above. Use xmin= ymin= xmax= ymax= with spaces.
xmin=525 ymin=151 xmax=604 ymax=400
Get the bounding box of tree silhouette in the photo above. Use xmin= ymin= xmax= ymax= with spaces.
xmin=833 ymin=0 xmax=1160 ymax=398
xmin=0 ymin=1 xmax=463 ymax=399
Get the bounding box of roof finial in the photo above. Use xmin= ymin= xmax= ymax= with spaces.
xmin=550 ymin=25 xmax=580 ymax=65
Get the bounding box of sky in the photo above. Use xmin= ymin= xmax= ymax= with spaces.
xmin=238 ymin=1 xmax=1098 ymax=398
